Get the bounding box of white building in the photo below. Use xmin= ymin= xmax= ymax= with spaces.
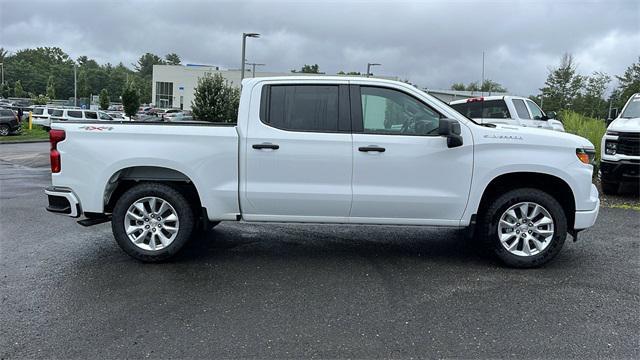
xmin=151 ymin=64 xmax=400 ymax=110
xmin=151 ymin=64 xmax=291 ymax=110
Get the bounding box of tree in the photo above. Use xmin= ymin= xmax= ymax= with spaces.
xmin=539 ymin=53 xmax=584 ymax=112
xmin=573 ymin=71 xmax=611 ymax=118
xmin=466 ymin=81 xmax=480 ymax=92
xmin=0 ymin=83 xmax=9 ymax=98
xmin=165 ymin=53 xmax=181 ymax=65
xmin=191 ymin=73 xmax=240 ymax=122
xmin=32 ymin=94 xmax=50 ymax=105
xmin=337 ymin=70 xmax=361 ymax=75
xmin=614 ymin=57 xmax=640 ymax=109
xmin=450 ymin=83 xmax=466 ymax=91
xmin=480 ymin=79 xmax=507 ymax=93
xmin=134 ymin=53 xmax=165 ymax=77
xmin=292 ymin=64 xmax=321 ymax=74
xmin=46 ymin=75 xmax=56 ymax=99
xmin=99 ymin=88 xmax=110 ymax=110
xmin=77 ymin=70 xmax=90 ymax=98
xmin=14 ymin=80 xmax=23 ymax=97
xmin=121 ymin=81 xmax=140 ymax=118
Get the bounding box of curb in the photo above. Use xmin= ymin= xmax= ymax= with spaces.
xmin=0 ymin=139 xmax=49 ymax=145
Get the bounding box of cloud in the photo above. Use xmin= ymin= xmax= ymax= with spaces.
xmin=1 ymin=0 xmax=638 ymax=95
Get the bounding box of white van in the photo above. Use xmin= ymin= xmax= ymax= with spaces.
xmin=50 ymin=109 xmax=115 ymax=122
xmin=450 ymin=96 xmax=565 ymax=131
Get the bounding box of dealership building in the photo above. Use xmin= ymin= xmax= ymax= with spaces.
xmin=151 ymin=64 xmax=293 ymax=110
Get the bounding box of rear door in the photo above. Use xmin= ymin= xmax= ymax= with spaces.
xmin=512 ymin=98 xmax=540 ymax=128
xmin=350 ymin=84 xmax=473 ymax=224
xmin=242 ymin=81 xmax=353 ymax=222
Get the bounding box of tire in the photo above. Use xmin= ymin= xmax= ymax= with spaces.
xmin=601 ymin=181 xmax=619 ymax=195
xmin=111 ymin=182 xmax=195 ymax=262
xmin=478 ymin=188 xmax=567 ymax=268
xmin=0 ymin=124 xmax=9 ymax=136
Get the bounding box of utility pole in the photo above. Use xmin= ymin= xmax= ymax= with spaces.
xmin=481 ymin=51 xmax=485 ymax=97
xmin=0 ymin=63 xmax=4 ymax=87
xmin=240 ymin=32 xmax=260 ymax=83
xmin=245 ymin=62 xmax=265 ymax=78
xmin=74 ymin=63 xmax=77 ymax=107
xmin=366 ymin=63 xmax=381 ymax=77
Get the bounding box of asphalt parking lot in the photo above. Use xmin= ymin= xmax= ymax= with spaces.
xmin=1 ymin=142 xmax=638 ymax=359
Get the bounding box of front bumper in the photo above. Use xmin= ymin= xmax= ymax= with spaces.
xmin=599 ymin=160 xmax=640 ymax=183
xmin=574 ymin=184 xmax=600 ymax=230
xmin=45 ymin=187 xmax=81 ymax=217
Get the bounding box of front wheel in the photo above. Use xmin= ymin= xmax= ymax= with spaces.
xmin=111 ymin=183 xmax=195 ymax=262
xmin=0 ymin=124 xmax=9 ymax=136
xmin=479 ymin=188 xmax=567 ymax=268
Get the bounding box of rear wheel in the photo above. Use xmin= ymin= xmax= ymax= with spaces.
xmin=601 ymin=181 xmax=619 ymax=195
xmin=111 ymin=183 xmax=194 ymax=262
xmin=479 ymin=188 xmax=567 ymax=268
xmin=0 ymin=125 xmax=9 ymax=136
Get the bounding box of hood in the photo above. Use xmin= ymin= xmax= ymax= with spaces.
xmin=475 ymin=123 xmax=594 ymax=149
xmin=608 ymin=117 xmax=640 ymax=132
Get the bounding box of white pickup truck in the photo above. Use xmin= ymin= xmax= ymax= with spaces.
xmin=600 ymin=93 xmax=640 ymax=194
xmin=450 ymin=96 xmax=565 ymax=131
xmin=45 ymin=76 xmax=599 ymax=268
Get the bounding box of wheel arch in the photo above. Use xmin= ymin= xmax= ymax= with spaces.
xmin=475 ymin=172 xmax=576 ymax=229
xmin=103 ymin=166 xmax=203 ymax=215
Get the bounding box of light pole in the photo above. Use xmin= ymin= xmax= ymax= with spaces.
xmin=366 ymin=63 xmax=381 ymax=77
xmin=0 ymin=63 xmax=4 ymax=86
xmin=240 ymin=32 xmax=260 ymax=83
xmin=245 ymin=62 xmax=265 ymax=78
xmin=73 ymin=62 xmax=77 ymax=107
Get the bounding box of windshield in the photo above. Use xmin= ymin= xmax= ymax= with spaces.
xmin=621 ymin=96 xmax=640 ymax=118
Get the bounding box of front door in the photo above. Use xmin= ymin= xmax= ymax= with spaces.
xmin=350 ymin=84 xmax=473 ymax=225
xmin=243 ymin=82 xmax=353 ymax=222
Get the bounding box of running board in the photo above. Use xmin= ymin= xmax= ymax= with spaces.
xmin=77 ymin=215 xmax=111 ymax=227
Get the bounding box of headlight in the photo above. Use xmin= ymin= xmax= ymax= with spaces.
xmin=606 ymin=130 xmax=619 ymax=136
xmin=576 ymin=148 xmax=596 ymax=165
xmin=605 ymin=141 xmax=617 ymax=155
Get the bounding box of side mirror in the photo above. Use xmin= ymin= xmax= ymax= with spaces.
xmin=609 ymin=108 xmax=619 ymax=119
xmin=439 ymin=119 xmax=463 ymax=148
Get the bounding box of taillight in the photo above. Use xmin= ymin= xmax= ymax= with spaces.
xmin=50 ymin=129 xmax=66 ymax=173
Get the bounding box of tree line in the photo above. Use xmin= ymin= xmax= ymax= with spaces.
xmin=0 ymin=47 xmax=180 ymax=105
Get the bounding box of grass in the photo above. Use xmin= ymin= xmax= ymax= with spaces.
xmin=607 ymin=203 xmax=640 ymax=211
xmin=0 ymin=122 xmax=49 ymax=142
xmin=560 ymin=110 xmax=607 ymax=164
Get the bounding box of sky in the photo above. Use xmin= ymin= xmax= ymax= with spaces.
xmin=0 ymin=0 xmax=638 ymax=95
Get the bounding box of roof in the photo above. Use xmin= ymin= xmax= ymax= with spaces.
xmin=449 ymin=95 xmax=530 ymax=105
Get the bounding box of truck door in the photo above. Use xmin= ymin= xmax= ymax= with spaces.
xmin=242 ymin=82 xmax=353 ymax=222
xmin=525 ymin=99 xmax=552 ymax=129
xmin=350 ymin=84 xmax=473 ymax=224
xmin=512 ymin=98 xmax=541 ymax=128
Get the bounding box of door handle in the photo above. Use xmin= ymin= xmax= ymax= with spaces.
xmin=252 ymin=143 xmax=279 ymax=150
xmin=358 ymin=146 xmax=385 ymax=152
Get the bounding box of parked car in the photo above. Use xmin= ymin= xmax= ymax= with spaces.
xmin=45 ymin=76 xmax=599 ymax=268
xmin=50 ymin=109 xmax=115 ymax=122
xmin=599 ymin=93 xmax=640 ymax=194
xmin=32 ymin=106 xmax=58 ymax=130
xmin=450 ymin=96 xmax=565 ymax=131
xmin=0 ymin=108 xmax=22 ymax=136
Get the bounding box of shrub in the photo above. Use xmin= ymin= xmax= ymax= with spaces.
xmin=560 ymin=110 xmax=607 ymax=164
xmin=191 ymin=73 xmax=239 ymax=122
xmin=121 ymin=81 xmax=140 ymax=118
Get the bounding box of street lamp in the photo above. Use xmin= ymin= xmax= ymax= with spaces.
xmin=240 ymin=32 xmax=260 ymax=82
xmin=0 ymin=63 xmax=4 ymax=86
xmin=366 ymin=63 xmax=381 ymax=77
xmin=245 ymin=62 xmax=265 ymax=78
xmin=73 ymin=62 xmax=77 ymax=107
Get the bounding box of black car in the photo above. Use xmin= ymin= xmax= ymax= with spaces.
xmin=0 ymin=109 xmax=22 ymax=136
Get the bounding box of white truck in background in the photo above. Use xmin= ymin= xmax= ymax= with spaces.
xmin=450 ymin=95 xmax=565 ymax=131
xmin=45 ymin=76 xmax=599 ymax=268
xmin=600 ymin=93 xmax=640 ymax=194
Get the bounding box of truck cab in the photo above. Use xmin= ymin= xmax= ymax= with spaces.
xmin=450 ymin=95 xmax=565 ymax=131
xmin=600 ymin=93 xmax=640 ymax=194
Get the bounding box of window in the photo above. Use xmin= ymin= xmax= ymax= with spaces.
xmin=47 ymin=109 xmax=55 ymax=115
xmin=513 ymin=99 xmax=531 ymax=119
xmin=99 ymin=112 xmax=112 ymax=120
xmin=33 ymin=108 xmax=44 ymax=115
xmin=450 ymin=100 xmax=511 ymax=119
xmin=155 ymin=81 xmax=173 ymax=108
xmin=67 ymin=111 xmax=83 ymax=118
xmin=526 ymin=100 xmax=544 ymax=120
xmin=262 ymin=85 xmax=341 ymax=132
xmin=51 ymin=109 xmax=63 ymax=117
xmin=84 ymin=111 xmax=98 ymax=120
xmin=360 ymin=86 xmax=442 ymax=135
xmin=0 ymin=109 xmax=13 ymax=116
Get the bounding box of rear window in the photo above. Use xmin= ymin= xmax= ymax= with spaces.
xmin=0 ymin=109 xmax=14 ymax=116
xmin=450 ymin=100 xmax=511 ymax=119
xmin=51 ymin=109 xmax=63 ymax=117
xmin=48 ymin=109 xmax=55 ymax=115
xmin=33 ymin=108 xmax=44 ymax=115
xmin=84 ymin=111 xmax=98 ymax=120
xmin=68 ymin=111 xmax=83 ymax=118
xmin=262 ymin=85 xmax=341 ymax=132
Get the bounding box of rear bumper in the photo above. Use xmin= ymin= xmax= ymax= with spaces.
xmin=574 ymin=184 xmax=600 ymax=230
xmin=45 ymin=187 xmax=81 ymax=218
xmin=599 ymin=160 xmax=640 ymax=183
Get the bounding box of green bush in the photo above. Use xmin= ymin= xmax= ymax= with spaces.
xmin=560 ymin=110 xmax=607 ymax=164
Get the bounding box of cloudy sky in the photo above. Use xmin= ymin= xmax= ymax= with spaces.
xmin=1 ymin=0 xmax=638 ymax=95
